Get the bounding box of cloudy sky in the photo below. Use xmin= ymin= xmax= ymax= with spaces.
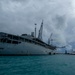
xmin=0 ymin=0 xmax=75 ymax=47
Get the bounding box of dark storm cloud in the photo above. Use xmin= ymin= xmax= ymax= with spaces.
xmin=0 ymin=0 xmax=75 ymax=47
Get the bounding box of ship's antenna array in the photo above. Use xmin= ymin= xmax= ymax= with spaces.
xmin=38 ymin=20 xmax=43 ymax=40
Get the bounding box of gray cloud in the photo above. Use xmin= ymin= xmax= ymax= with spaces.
xmin=0 ymin=0 xmax=75 ymax=47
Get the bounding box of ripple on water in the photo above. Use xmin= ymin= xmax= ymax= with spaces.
xmin=0 ymin=55 xmax=75 ymax=75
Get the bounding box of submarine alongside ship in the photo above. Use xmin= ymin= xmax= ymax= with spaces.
xmin=0 ymin=21 xmax=62 ymax=56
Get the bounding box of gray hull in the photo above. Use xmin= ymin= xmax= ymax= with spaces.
xmin=0 ymin=42 xmax=52 ymax=55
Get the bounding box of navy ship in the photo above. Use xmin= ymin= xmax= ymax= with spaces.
xmin=0 ymin=21 xmax=56 ymax=55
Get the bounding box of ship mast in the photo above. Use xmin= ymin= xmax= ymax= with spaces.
xmin=35 ymin=23 xmax=37 ymax=38
xmin=38 ymin=20 xmax=43 ymax=40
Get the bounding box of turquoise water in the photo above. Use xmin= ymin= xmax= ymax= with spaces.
xmin=0 ymin=55 xmax=75 ymax=75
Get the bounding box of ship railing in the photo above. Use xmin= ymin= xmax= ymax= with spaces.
xmin=0 ymin=36 xmax=21 ymax=44
xmin=31 ymin=40 xmax=49 ymax=49
xmin=0 ymin=33 xmax=56 ymax=50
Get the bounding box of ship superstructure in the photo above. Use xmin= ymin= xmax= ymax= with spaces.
xmin=0 ymin=21 xmax=56 ymax=55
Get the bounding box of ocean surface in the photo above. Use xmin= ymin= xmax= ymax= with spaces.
xmin=0 ymin=54 xmax=75 ymax=75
